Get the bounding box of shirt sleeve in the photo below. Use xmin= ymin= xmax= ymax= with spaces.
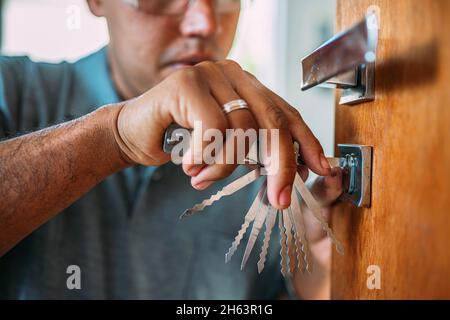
xmin=0 ymin=56 xmax=28 ymax=139
xmin=0 ymin=56 xmax=78 ymax=139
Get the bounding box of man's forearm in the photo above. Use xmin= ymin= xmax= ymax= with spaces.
xmin=0 ymin=104 xmax=130 ymax=256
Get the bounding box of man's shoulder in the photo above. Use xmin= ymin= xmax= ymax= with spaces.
xmin=0 ymin=47 xmax=107 ymax=79
xmin=0 ymin=55 xmax=33 ymax=80
xmin=0 ymin=54 xmax=74 ymax=91
xmin=0 ymin=47 xmax=113 ymax=105
xmin=0 ymin=55 xmax=31 ymax=66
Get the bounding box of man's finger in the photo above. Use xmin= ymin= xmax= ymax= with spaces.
xmin=310 ymin=167 xmax=344 ymax=207
xmin=244 ymin=71 xmax=331 ymax=177
xmin=216 ymin=60 xmax=297 ymax=209
xmin=188 ymin=62 xmax=258 ymax=188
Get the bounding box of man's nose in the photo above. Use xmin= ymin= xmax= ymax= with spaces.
xmin=180 ymin=0 xmax=218 ymax=38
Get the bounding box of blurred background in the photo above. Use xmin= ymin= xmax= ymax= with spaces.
xmin=0 ymin=0 xmax=336 ymax=158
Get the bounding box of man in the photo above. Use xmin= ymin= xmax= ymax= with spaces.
xmin=0 ymin=0 xmax=342 ymax=299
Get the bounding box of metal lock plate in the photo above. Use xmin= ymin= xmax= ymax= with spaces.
xmin=337 ymin=144 xmax=373 ymax=207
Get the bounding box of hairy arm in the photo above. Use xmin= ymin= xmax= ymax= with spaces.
xmin=0 ymin=104 xmax=130 ymax=256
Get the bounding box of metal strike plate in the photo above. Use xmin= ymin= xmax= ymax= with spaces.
xmin=301 ymin=14 xmax=378 ymax=105
xmin=337 ymin=144 xmax=373 ymax=207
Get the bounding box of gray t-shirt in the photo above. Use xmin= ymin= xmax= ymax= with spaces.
xmin=0 ymin=47 xmax=285 ymax=299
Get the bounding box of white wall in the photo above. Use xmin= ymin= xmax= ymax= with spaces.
xmin=2 ymin=0 xmax=109 ymax=62
xmin=281 ymin=0 xmax=336 ymax=157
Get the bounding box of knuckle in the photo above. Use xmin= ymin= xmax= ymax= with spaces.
xmin=243 ymin=71 xmax=260 ymax=86
xmin=177 ymin=67 xmax=202 ymax=85
xmin=244 ymin=70 xmax=257 ymax=80
xmin=303 ymin=135 xmax=322 ymax=151
xmin=286 ymin=105 xmax=303 ymax=121
xmin=217 ymin=59 xmax=242 ymax=72
xmin=196 ymin=61 xmax=225 ymax=82
xmin=265 ymin=104 xmax=288 ymax=128
xmin=196 ymin=60 xmax=217 ymax=72
xmin=197 ymin=60 xmax=215 ymax=68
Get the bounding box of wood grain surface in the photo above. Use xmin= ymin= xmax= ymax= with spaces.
xmin=331 ymin=0 xmax=450 ymax=299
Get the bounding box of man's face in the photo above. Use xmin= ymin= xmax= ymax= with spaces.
xmin=88 ymin=0 xmax=240 ymax=97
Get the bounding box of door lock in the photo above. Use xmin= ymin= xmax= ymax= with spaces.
xmin=333 ymin=145 xmax=373 ymax=208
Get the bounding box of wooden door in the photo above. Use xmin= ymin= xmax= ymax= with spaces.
xmin=331 ymin=0 xmax=450 ymax=299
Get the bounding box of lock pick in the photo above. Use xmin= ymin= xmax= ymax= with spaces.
xmin=179 ymin=168 xmax=345 ymax=277
xmin=165 ymin=125 xmax=345 ymax=276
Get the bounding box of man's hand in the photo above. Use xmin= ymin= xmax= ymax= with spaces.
xmin=292 ymin=167 xmax=344 ymax=300
xmin=114 ymin=60 xmax=331 ymax=209
xmin=0 ymin=59 xmax=331 ymax=256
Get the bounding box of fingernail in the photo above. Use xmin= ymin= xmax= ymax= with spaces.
xmin=320 ymin=153 xmax=331 ymax=171
xmin=193 ymin=181 xmax=213 ymax=190
xmin=187 ymin=165 xmax=205 ymax=177
xmin=278 ymin=185 xmax=292 ymax=208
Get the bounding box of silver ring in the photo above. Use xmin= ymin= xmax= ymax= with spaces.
xmin=222 ymin=99 xmax=249 ymax=114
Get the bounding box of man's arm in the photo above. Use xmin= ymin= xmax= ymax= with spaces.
xmin=0 ymin=104 xmax=129 ymax=256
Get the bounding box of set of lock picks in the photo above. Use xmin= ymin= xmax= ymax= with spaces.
xmin=179 ymin=166 xmax=345 ymax=277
